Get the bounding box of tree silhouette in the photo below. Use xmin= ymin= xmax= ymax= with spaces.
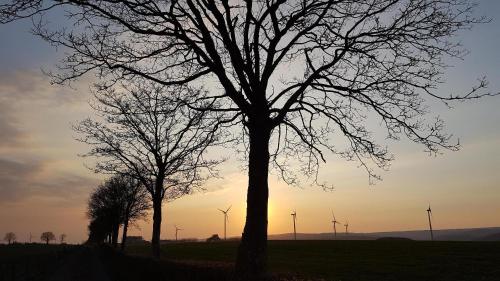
xmin=60 ymin=233 xmax=67 ymax=244
xmin=1 ymin=0 xmax=497 ymax=278
xmin=87 ymin=216 xmax=112 ymax=244
xmin=4 ymin=232 xmax=16 ymax=244
xmin=40 ymin=232 xmax=55 ymax=245
xmin=76 ymin=82 xmax=223 ymax=257
xmin=88 ymin=176 xmax=127 ymax=247
xmin=87 ymin=174 xmax=150 ymax=250
xmin=118 ymin=175 xmax=150 ymax=251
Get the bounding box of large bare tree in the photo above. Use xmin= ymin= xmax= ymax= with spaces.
xmin=1 ymin=0 xmax=497 ymax=278
xmin=76 ymin=81 xmax=223 ymax=257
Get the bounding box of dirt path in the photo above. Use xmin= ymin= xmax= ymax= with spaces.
xmin=49 ymin=246 xmax=110 ymax=281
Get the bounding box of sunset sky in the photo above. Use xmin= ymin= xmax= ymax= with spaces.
xmin=0 ymin=1 xmax=499 ymax=244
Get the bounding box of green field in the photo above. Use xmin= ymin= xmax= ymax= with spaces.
xmin=127 ymin=240 xmax=500 ymax=281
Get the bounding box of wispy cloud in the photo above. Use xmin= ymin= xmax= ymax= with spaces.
xmin=0 ymin=157 xmax=98 ymax=204
xmin=0 ymin=68 xmax=97 ymax=205
xmin=0 ymin=102 xmax=27 ymax=149
xmin=0 ymin=69 xmax=88 ymax=105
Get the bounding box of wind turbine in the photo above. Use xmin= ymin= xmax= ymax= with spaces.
xmin=331 ymin=211 xmax=341 ymax=239
xmin=218 ymin=205 xmax=231 ymax=240
xmin=174 ymin=225 xmax=183 ymax=241
xmin=291 ymin=210 xmax=297 ymax=240
xmin=344 ymin=221 xmax=349 ymax=235
xmin=426 ymin=204 xmax=434 ymax=241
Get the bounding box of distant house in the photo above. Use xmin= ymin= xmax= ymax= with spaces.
xmin=206 ymin=234 xmax=221 ymax=242
xmin=126 ymin=236 xmax=147 ymax=244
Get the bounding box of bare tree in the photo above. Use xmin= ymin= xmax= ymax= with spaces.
xmin=117 ymin=175 xmax=150 ymax=251
xmin=86 ymin=174 xmax=149 ymax=250
xmin=60 ymin=233 xmax=67 ymax=244
xmin=87 ymin=215 xmax=112 ymax=244
xmin=76 ymin=82 xmax=223 ymax=257
xmin=4 ymin=232 xmax=16 ymax=245
xmin=88 ymin=176 xmax=128 ymax=248
xmin=40 ymin=232 xmax=55 ymax=245
xmin=1 ymin=0 xmax=497 ymax=278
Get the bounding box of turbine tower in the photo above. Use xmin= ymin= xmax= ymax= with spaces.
xmin=331 ymin=211 xmax=341 ymax=239
xmin=291 ymin=210 xmax=297 ymax=240
xmin=174 ymin=225 xmax=183 ymax=241
xmin=218 ymin=205 xmax=231 ymax=240
xmin=344 ymin=221 xmax=349 ymax=235
xmin=426 ymin=205 xmax=434 ymax=241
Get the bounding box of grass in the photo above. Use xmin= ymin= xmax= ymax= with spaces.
xmin=0 ymin=243 xmax=75 ymax=281
xmin=2 ymin=241 xmax=499 ymax=281
xmin=0 ymin=243 xmax=70 ymax=260
xmin=126 ymin=240 xmax=500 ymax=281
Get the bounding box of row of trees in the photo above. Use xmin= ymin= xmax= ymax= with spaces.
xmin=3 ymin=232 xmax=63 ymax=245
xmin=1 ymin=1 xmax=496 ymax=279
xmin=87 ymin=174 xmax=149 ymax=250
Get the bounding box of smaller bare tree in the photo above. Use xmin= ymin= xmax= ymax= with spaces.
xmin=76 ymin=80 xmax=225 ymax=258
xmin=87 ymin=216 xmax=111 ymax=244
xmin=4 ymin=232 xmax=16 ymax=244
xmin=118 ymin=175 xmax=150 ymax=251
xmin=40 ymin=232 xmax=55 ymax=245
xmin=59 ymin=233 xmax=67 ymax=244
xmin=87 ymin=177 xmax=126 ymax=248
xmin=86 ymin=174 xmax=150 ymax=249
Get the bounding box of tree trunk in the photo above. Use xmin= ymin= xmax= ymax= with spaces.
xmin=151 ymin=178 xmax=164 ymax=259
xmin=112 ymin=223 xmax=120 ymax=248
xmin=121 ymin=210 xmax=130 ymax=251
xmin=236 ymin=123 xmax=271 ymax=280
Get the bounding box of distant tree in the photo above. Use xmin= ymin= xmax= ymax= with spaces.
xmin=87 ymin=216 xmax=111 ymax=244
xmin=40 ymin=232 xmax=55 ymax=245
xmin=76 ymin=82 xmax=224 ymax=257
xmin=118 ymin=175 xmax=150 ymax=251
xmin=59 ymin=233 xmax=67 ymax=244
xmin=1 ymin=1 xmax=497 ymax=278
xmin=4 ymin=232 xmax=16 ymax=244
xmin=87 ymin=176 xmax=127 ymax=248
xmin=86 ymin=174 xmax=150 ymax=249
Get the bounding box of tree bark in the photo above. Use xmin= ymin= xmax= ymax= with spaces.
xmin=151 ymin=177 xmax=164 ymax=259
xmin=236 ymin=122 xmax=271 ymax=280
xmin=121 ymin=209 xmax=130 ymax=251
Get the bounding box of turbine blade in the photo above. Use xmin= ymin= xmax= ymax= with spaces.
xmin=226 ymin=205 xmax=232 ymax=212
